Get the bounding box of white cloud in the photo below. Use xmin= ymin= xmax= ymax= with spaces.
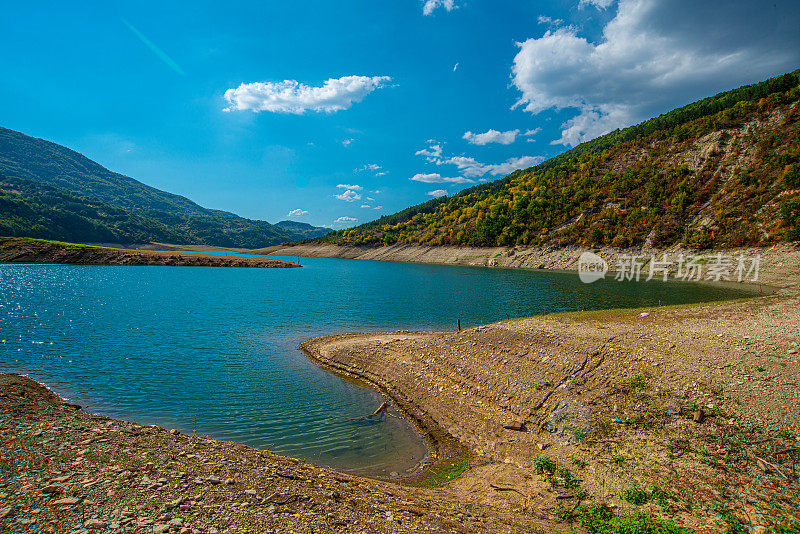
xmin=463 ymin=129 xmax=520 ymax=145
xmin=422 ymin=0 xmax=458 ymax=16
xmin=427 ymin=189 xmax=448 ymax=197
xmin=333 ymin=216 xmax=357 ymax=225
xmin=537 ymin=15 xmax=564 ymax=25
xmin=334 ymin=189 xmax=362 ymax=202
xmin=453 ymin=62 xmax=459 ymax=72
xmin=414 ymin=143 xmax=544 ymax=178
xmin=375 ymin=171 xmax=387 ymax=176
xmin=341 ymin=138 xmax=354 ymax=147
xmin=524 ymin=128 xmax=542 ymax=137
xmin=287 ymin=209 xmax=308 ymax=217
xmin=360 ymin=204 xmax=371 ymax=208
xmin=415 ymin=144 xmax=443 ymax=161
xmin=579 ymin=0 xmax=615 ymax=8
xmin=411 ymin=173 xmax=474 ymax=184
xmin=365 ymin=196 xmax=375 ymax=201
xmin=337 ymin=184 xmax=363 ymax=190
xmin=513 ymin=0 xmax=800 ymax=147
xmin=223 ymin=75 xmax=391 ymax=114
xmin=373 ymin=206 xmax=383 ymax=210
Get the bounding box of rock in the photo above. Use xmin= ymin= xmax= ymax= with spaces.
xmin=52 ymin=497 xmax=81 ymax=506
xmin=244 ymin=489 xmax=256 ymax=496
xmin=0 ymin=506 xmax=13 ymax=519
xmin=153 ymin=523 xmax=170 ymax=534
xmin=40 ymin=485 xmax=63 ymax=494
xmin=693 ymin=409 xmax=705 ymax=423
xmin=224 ymin=478 xmax=235 ymax=485
xmin=503 ymin=421 xmax=525 ymax=431
xmin=207 ymin=476 xmax=221 ymax=484
xmin=84 ymin=519 xmax=107 ymax=529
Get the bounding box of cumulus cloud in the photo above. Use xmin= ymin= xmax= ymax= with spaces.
xmin=223 ymin=75 xmax=391 ymax=114
xmin=333 ymin=216 xmax=357 ymax=225
xmin=427 ymin=189 xmax=448 ymax=197
xmin=334 ymin=189 xmax=362 ymax=202
xmin=287 ymin=208 xmax=308 ymax=217
xmin=446 ymin=156 xmax=544 ymax=177
xmin=415 ymin=144 xmax=443 ymax=161
xmin=411 ymin=173 xmax=474 ymax=184
xmin=422 ymin=0 xmax=458 ymax=16
xmin=337 ymin=184 xmax=363 ymax=190
xmin=414 ymin=144 xmax=544 ymax=178
xmin=514 ymin=0 xmax=800 ymax=146
xmin=463 ymin=129 xmax=520 ymax=145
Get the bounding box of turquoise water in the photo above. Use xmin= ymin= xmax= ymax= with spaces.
xmin=0 ymin=255 xmax=757 ymax=475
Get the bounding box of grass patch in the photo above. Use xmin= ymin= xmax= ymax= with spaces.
xmin=622 ymin=483 xmax=649 ymax=505
xmin=417 ymin=457 xmax=469 ymax=488
xmin=578 ymin=505 xmax=696 ymax=534
xmin=628 ymin=373 xmax=649 ymax=391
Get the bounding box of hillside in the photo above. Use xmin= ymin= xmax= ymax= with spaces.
xmin=274 ymin=220 xmax=332 ymax=239
xmin=0 ymin=128 xmax=325 ymax=248
xmin=318 ymin=70 xmax=800 ymax=250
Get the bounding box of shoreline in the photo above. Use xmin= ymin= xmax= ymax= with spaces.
xmin=0 ymin=237 xmax=300 ymax=268
xmin=299 ymin=332 xmax=468 ymax=483
xmin=260 ymin=241 xmax=800 ymax=288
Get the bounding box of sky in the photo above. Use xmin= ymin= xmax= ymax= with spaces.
xmin=1 ymin=0 xmax=798 ymax=229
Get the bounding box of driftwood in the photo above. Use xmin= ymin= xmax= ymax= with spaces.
xmin=349 ymin=402 xmax=389 ymax=425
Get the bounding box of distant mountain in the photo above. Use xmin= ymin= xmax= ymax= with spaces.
xmin=274 ymin=220 xmax=332 ymax=239
xmin=0 ymin=127 xmax=305 ymax=248
xmin=317 ymin=70 xmax=800 ymax=249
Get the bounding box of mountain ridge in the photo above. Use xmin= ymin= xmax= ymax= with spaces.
xmin=0 ymin=128 xmax=327 ymax=248
xmin=316 ymin=70 xmax=800 ymax=250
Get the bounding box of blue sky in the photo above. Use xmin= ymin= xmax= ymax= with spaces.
xmin=1 ymin=1 xmax=798 ymax=228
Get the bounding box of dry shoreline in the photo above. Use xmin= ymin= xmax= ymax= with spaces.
xmin=4 ymin=242 xmax=800 ymax=532
xmin=260 ymin=242 xmax=800 ymax=288
xmin=0 ymin=237 xmax=299 ymax=268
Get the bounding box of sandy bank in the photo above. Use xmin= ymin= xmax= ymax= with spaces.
xmin=263 ymin=242 xmax=800 ymax=288
xmin=300 ymin=294 xmax=800 ymax=532
xmin=0 ymin=237 xmax=299 ymax=268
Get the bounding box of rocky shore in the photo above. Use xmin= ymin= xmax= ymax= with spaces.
xmin=300 ymin=291 xmax=800 ymax=533
xmin=0 ymin=374 xmax=542 ymax=533
xmin=0 ymin=238 xmax=298 ymax=268
xmin=261 ymin=242 xmax=800 ymax=287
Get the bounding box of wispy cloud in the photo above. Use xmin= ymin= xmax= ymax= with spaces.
xmin=223 ymin=75 xmax=391 ymax=114
xmin=411 ymin=173 xmax=474 ymax=184
xmin=122 ymin=19 xmax=185 ymax=75
xmin=337 ymin=184 xmax=363 ymax=190
xmin=333 ymin=216 xmax=357 ymax=225
xmin=287 ymin=208 xmax=308 ymax=217
xmin=422 ymin=0 xmax=458 ymax=16
xmin=463 ymin=129 xmax=519 ymax=145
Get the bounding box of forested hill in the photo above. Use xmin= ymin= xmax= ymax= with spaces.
xmin=319 ymin=70 xmax=800 ymax=250
xmin=0 ymin=128 xmax=325 ymax=247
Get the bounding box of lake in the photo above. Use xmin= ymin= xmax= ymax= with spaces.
xmin=0 ymin=255 xmax=757 ymax=476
